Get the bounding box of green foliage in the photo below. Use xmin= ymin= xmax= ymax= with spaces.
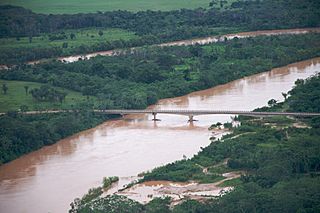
xmin=0 ymin=28 xmax=138 ymax=64
xmin=74 ymin=195 xmax=144 ymax=213
xmin=287 ymin=74 xmax=320 ymax=113
xmin=102 ymin=176 xmax=119 ymax=189
xmin=29 ymin=85 xmax=67 ymax=103
xmin=144 ymin=197 xmax=171 ymax=213
xmin=80 ymin=187 xmax=103 ymax=204
xmin=143 ymin=160 xmax=202 ymax=182
xmin=218 ymin=177 xmax=242 ymax=187
xmin=0 ymin=80 xmax=96 ymax=112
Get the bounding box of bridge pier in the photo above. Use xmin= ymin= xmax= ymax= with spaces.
xmin=188 ymin=115 xmax=197 ymax=122
xmin=152 ymin=112 xmax=161 ymax=121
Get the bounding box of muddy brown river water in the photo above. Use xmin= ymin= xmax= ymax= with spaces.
xmin=0 ymin=58 xmax=320 ymax=212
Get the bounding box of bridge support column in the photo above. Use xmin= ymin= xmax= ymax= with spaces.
xmin=188 ymin=115 xmax=197 ymax=122
xmin=152 ymin=113 xmax=160 ymax=121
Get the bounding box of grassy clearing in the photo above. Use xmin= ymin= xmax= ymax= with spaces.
xmin=0 ymin=80 xmax=96 ymax=112
xmin=218 ymin=178 xmax=242 ymax=187
xmin=0 ymin=28 xmax=138 ymax=52
xmin=208 ymin=165 xmax=232 ymax=174
xmin=0 ymin=0 xmax=212 ymax=14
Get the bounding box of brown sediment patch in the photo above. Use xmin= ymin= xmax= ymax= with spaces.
xmin=292 ymin=122 xmax=310 ymax=129
xmin=117 ymin=171 xmax=243 ymax=205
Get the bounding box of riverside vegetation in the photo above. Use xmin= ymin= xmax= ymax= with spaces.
xmin=70 ymin=73 xmax=320 ymax=213
xmin=1 ymin=33 xmax=320 ymax=164
xmin=0 ymin=0 xmax=319 ymax=64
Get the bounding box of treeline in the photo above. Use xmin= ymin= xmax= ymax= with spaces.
xmin=287 ymin=77 xmax=320 ymax=113
xmin=1 ymin=0 xmax=320 ymax=64
xmin=0 ymin=111 xmax=113 ymax=164
xmin=1 ymin=0 xmax=319 ymax=38
xmin=72 ymin=75 xmax=320 ymax=212
xmin=1 ymin=33 xmax=320 ymax=110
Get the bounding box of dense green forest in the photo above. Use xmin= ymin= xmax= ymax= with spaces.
xmin=71 ymin=74 xmax=320 ymax=213
xmin=1 ymin=33 xmax=319 ymax=110
xmin=0 ymin=0 xmax=319 ymax=64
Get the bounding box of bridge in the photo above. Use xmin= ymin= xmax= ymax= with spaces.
xmin=99 ymin=109 xmax=320 ymax=122
xmin=2 ymin=109 xmax=320 ymax=122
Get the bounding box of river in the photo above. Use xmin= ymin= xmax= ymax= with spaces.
xmin=0 ymin=58 xmax=319 ymax=212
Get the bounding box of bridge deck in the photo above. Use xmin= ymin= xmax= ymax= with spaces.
xmin=98 ymin=109 xmax=320 ymax=117
xmin=1 ymin=110 xmax=320 ymax=117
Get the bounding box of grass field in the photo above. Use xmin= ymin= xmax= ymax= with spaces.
xmin=0 ymin=80 xmax=96 ymax=112
xmin=0 ymin=28 xmax=138 ymax=52
xmin=0 ymin=0 xmax=211 ymax=14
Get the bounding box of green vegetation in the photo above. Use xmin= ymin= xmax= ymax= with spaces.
xmin=77 ymin=187 xmax=103 ymax=205
xmin=71 ymin=74 xmax=320 ymax=213
xmin=102 ymin=176 xmax=119 ymax=189
xmin=0 ymin=28 xmax=137 ymax=53
xmin=0 ymin=0 xmax=212 ymax=14
xmin=218 ymin=178 xmax=242 ymax=187
xmin=1 ymin=0 xmax=319 ymax=64
xmin=70 ymin=177 xmax=143 ymax=213
xmin=71 ymin=195 xmax=144 ymax=213
xmin=0 ymin=80 xmax=96 ymax=112
xmin=0 ymin=27 xmax=142 ymax=64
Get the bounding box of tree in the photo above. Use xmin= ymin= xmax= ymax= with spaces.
xmin=20 ymin=105 xmax=29 ymax=112
xmin=98 ymin=30 xmax=103 ymax=37
xmin=29 ymin=36 xmax=32 ymax=43
xmin=2 ymin=84 xmax=8 ymax=94
xmin=62 ymin=42 xmax=68 ymax=48
xmin=268 ymin=99 xmax=277 ymax=107
xmin=24 ymin=85 xmax=29 ymax=95
xmin=70 ymin=33 xmax=76 ymax=40
xmin=57 ymin=93 xmax=67 ymax=104
xmin=282 ymin=92 xmax=288 ymax=100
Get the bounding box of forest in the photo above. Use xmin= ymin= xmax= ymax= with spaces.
xmin=71 ymin=73 xmax=320 ymax=213
xmin=0 ymin=0 xmax=319 ymax=64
